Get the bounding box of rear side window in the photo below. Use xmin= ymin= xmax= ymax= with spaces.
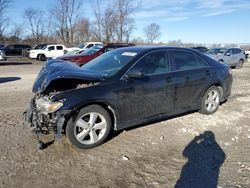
xmin=234 ymin=48 xmax=242 ymax=54
xmin=132 ymin=51 xmax=170 ymax=75
xmin=196 ymin=56 xmax=209 ymax=67
xmin=48 ymin=46 xmax=55 ymax=51
xmin=56 ymin=46 xmax=63 ymax=50
xmin=7 ymin=45 xmax=14 ymax=49
xmin=169 ymin=50 xmax=206 ymax=71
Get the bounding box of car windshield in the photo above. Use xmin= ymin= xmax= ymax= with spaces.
xmin=81 ymin=48 xmax=139 ymax=77
xmin=81 ymin=45 xmax=103 ymax=55
xmin=206 ymin=48 xmax=227 ymax=55
xmin=42 ymin=45 xmax=48 ymax=50
xmin=78 ymin=44 xmax=85 ymax=48
xmin=33 ymin=44 xmax=46 ymax=49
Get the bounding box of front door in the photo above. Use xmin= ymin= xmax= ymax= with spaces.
xmin=114 ymin=50 xmax=175 ymax=128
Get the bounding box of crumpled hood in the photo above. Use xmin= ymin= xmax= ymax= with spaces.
xmin=32 ymin=59 xmax=104 ymax=93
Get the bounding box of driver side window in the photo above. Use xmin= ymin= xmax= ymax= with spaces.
xmin=48 ymin=46 xmax=55 ymax=51
xmin=131 ymin=51 xmax=169 ymax=75
xmin=225 ymin=49 xmax=233 ymax=55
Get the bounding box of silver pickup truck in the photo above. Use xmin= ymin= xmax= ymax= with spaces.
xmin=205 ymin=48 xmax=246 ymax=68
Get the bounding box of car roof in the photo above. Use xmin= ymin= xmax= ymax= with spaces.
xmin=116 ymin=46 xmax=200 ymax=53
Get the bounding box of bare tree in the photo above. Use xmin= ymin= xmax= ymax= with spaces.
xmin=90 ymin=0 xmax=140 ymax=43
xmin=114 ymin=0 xmax=140 ymax=42
xmin=11 ymin=23 xmax=24 ymax=40
xmin=24 ymin=8 xmax=45 ymax=44
xmin=101 ymin=7 xmax=117 ymax=42
xmin=52 ymin=0 xmax=82 ymax=46
xmin=144 ymin=23 xmax=161 ymax=44
xmin=0 ymin=0 xmax=11 ymax=37
xmin=75 ymin=17 xmax=91 ymax=43
xmin=89 ymin=0 xmax=102 ymax=41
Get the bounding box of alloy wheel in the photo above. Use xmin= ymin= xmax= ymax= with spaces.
xmin=74 ymin=112 xmax=107 ymax=145
xmin=205 ymin=90 xmax=220 ymax=112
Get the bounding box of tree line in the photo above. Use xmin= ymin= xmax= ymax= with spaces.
xmin=0 ymin=0 xmax=163 ymax=46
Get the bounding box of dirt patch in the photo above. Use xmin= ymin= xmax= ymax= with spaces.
xmin=0 ymin=60 xmax=249 ymax=187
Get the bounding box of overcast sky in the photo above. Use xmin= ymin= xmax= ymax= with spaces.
xmin=7 ymin=0 xmax=250 ymax=44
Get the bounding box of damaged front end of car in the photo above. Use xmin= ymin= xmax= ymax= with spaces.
xmin=23 ymin=59 xmax=104 ymax=148
xmin=24 ymin=95 xmax=67 ymax=141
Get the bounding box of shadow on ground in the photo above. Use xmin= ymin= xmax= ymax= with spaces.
xmin=0 ymin=77 xmax=21 ymax=84
xmin=0 ymin=62 xmax=32 ymax=66
xmin=175 ymin=131 xmax=225 ymax=188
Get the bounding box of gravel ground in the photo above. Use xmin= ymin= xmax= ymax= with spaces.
xmin=0 ymin=59 xmax=249 ymax=188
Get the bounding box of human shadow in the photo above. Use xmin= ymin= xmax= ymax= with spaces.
xmin=175 ymin=131 xmax=225 ymax=188
xmin=0 ymin=77 xmax=21 ymax=84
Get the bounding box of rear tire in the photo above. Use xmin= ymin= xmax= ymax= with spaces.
xmin=199 ymin=86 xmax=221 ymax=115
xmin=66 ymin=105 xmax=112 ymax=149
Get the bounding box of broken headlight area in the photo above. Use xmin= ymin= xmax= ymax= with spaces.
xmin=24 ymin=96 xmax=70 ymax=141
xmin=36 ymin=97 xmax=63 ymax=113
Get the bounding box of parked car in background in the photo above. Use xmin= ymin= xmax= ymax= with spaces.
xmin=0 ymin=50 xmax=7 ymax=61
xmin=206 ymin=48 xmax=246 ymax=68
xmin=29 ymin=44 xmax=66 ymax=61
xmin=0 ymin=44 xmax=5 ymax=48
xmin=78 ymin=42 xmax=103 ymax=51
xmin=0 ymin=44 xmax=31 ymax=56
xmin=57 ymin=43 xmax=135 ymax=66
xmin=66 ymin=42 xmax=103 ymax=53
xmin=191 ymin=46 xmax=209 ymax=53
xmin=244 ymin=50 xmax=250 ymax=59
xmin=25 ymin=47 xmax=232 ymax=149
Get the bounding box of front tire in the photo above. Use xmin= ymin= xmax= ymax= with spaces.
xmin=66 ymin=105 xmax=112 ymax=149
xmin=40 ymin=54 xmax=47 ymax=61
xmin=199 ymin=86 xmax=221 ymax=115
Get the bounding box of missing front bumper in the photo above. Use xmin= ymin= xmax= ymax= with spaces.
xmin=23 ymin=98 xmax=68 ymax=141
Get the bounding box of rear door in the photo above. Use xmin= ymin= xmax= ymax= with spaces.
xmin=56 ymin=45 xmax=64 ymax=56
xmin=168 ymin=49 xmax=212 ymax=110
xmin=46 ymin=46 xmax=55 ymax=58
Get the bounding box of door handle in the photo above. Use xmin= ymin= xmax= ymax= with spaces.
xmin=186 ymin=76 xmax=190 ymax=82
xmin=206 ymin=70 xmax=211 ymax=76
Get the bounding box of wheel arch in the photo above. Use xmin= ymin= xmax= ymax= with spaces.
xmin=69 ymin=102 xmax=118 ymax=131
xmin=205 ymin=83 xmax=224 ymax=102
xmin=37 ymin=53 xmax=46 ymax=59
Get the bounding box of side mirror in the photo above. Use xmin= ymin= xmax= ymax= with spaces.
xmin=225 ymin=52 xmax=231 ymax=56
xmin=126 ymin=69 xmax=144 ymax=79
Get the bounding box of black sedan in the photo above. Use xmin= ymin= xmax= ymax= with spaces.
xmin=25 ymin=46 xmax=232 ymax=149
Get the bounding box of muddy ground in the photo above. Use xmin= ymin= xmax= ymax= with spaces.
xmin=0 ymin=58 xmax=249 ymax=188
